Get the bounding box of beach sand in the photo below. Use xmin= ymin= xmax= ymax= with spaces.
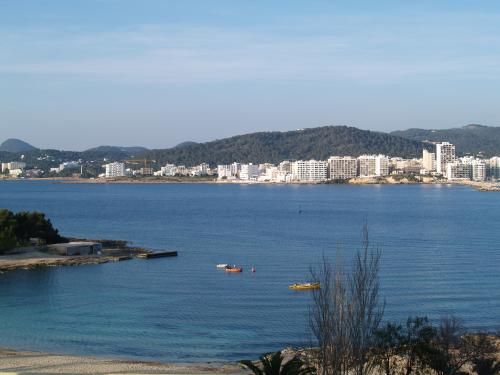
xmin=0 ymin=348 xmax=245 ymax=374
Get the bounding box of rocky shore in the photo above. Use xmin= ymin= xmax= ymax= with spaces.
xmin=0 ymin=239 xmax=151 ymax=274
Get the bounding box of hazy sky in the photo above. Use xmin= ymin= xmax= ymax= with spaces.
xmin=1 ymin=1 xmax=500 ymax=150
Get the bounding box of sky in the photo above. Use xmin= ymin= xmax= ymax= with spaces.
xmin=1 ymin=1 xmax=500 ymax=150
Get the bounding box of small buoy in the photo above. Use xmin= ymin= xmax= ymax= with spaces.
xmin=251 ymin=267 xmax=256 ymax=272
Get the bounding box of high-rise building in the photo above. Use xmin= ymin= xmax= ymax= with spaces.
xmin=105 ymin=162 xmax=125 ymax=177
xmin=436 ymin=142 xmax=456 ymax=174
xmin=422 ymin=149 xmax=436 ymax=171
xmin=489 ymin=157 xmax=500 ymax=179
xmin=328 ymin=156 xmax=357 ymax=179
xmin=375 ymin=155 xmax=389 ymax=176
xmin=292 ymin=160 xmax=328 ymax=181
xmin=357 ymin=155 xmax=377 ymax=177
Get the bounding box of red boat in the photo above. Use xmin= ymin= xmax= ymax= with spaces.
xmin=225 ymin=266 xmax=243 ymax=273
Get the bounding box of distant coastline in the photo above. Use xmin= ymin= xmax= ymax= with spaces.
xmin=3 ymin=176 xmax=499 ymax=191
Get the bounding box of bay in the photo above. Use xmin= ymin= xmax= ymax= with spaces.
xmin=0 ymin=181 xmax=499 ymax=362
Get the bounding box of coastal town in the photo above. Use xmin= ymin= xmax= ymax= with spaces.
xmin=2 ymin=141 xmax=500 ymax=185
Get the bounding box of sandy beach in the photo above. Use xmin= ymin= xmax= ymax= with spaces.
xmin=0 ymin=348 xmax=245 ymax=374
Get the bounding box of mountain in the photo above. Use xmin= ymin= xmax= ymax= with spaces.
xmin=85 ymin=145 xmax=149 ymax=156
xmin=0 ymin=139 xmax=38 ymax=153
xmin=173 ymin=141 xmax=198 ymax=149
xmin=144 ymin=126 xmax=427 ymax=166
xmin=391 ymin=124 xmax=500 ymax=157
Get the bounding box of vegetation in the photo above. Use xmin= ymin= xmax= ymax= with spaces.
xmin=145 ymin=126 xmax=427 ymax=166
xmin=0 ymin=209 xmax=66 ymax=253
xmin=391 ymin=124 xmax=500 ymax=157
xmin=305 ymin=226 xmax=499 ymax=375
xmin=240 ymin=351 xmax=316 ymax=375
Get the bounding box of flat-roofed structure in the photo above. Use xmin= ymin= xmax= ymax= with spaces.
xmin=47 ymin=242 xmax=102 ymax=256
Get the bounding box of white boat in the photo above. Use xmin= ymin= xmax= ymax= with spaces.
xmin=216 ymin=264 xmax=229 ymax=269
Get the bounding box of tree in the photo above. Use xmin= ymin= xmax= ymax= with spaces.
xmin=0 ymin=209 xmax=66 ymax=253
xmin=309 ymin=225 xmax=384 ymax=375
xmin=349 ymin=225 xmax=385 ymax=375
xmin=240 ymin=351 xmax=316 ymax=375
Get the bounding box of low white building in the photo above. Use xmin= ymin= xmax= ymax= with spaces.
xmin=105 ymin=162 xmax=126 ymax=178
xmin=160 ymin=164 xmax=176 ymax=176
xmin=472 ymin=159 xmax=486 ymax=181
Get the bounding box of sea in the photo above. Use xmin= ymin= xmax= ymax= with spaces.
xmin=0 ymin=180 xmax=499 ymax=363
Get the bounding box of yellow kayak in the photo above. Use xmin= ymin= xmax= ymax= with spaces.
xmin=288 ymin=282 xmax=320 ymax=290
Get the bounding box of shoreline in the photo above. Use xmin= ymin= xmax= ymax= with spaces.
xmin=0 ymin=347 xmax=245 ymax=374
xmin=0 ymin=239 xmax=151 ymax=274
xmin=3 ymin=176 xmax=499 ymax=191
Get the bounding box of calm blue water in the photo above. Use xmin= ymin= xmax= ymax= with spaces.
xmin=0 ymin=181 xmax=499 ymax=363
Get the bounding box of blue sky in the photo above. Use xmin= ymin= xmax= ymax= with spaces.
xmin=1 ymin=1 xmax=500 ymax=150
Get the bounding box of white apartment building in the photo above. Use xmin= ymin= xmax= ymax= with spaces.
xmin=1 ymin=161 xmax=26 ymax=172
xmin=472 ymin=159 xmax=486 ymax=181
xmin=422 ymin=150 xmax=436 ymax=171
xmin=488 ymin=157 xmax=500 ymax=179
xmin=375 ymin=155 xmax=389 ymax=176
xmin=446 ymin=161 xmax=472 ymax=180
xmin=176 ymin=165 xmax=188 ymax=175
xmin=217 ymin=165 xmax=233 ymax=179
xmin=239 ymin=163 xmax=260 ymax=180
xmin=230 ymin=162 xmax=241 ymax=176
xmin=328 ymin=156 xmax=357 ymax=179
xmin=292 ymin=160 xmax=328 ymax=182
xmin=278 ymin=160 xmax=293 ymax=174
xmin=191 ymin=163 xmax=210 ymax=176
xmin=160 ymin=164 xmax=176 ymax=176
xmin=357 ymin=155 xmax=377 ymax=177
xmin=436 ymin=142 xmax=456 ymax=174
xmin=105 ymin=162 xmax=126 ymax=177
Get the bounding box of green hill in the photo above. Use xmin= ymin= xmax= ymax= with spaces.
xmin=144 ymin=126 xmax=426 ymax=165
xmin=0 ymin=138 xmax=38 ymax=153
xmin=391 ymin=124 xmax=500 ymax=157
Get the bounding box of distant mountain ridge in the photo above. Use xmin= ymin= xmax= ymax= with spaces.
xmin=144 ymin=126 xmax=427 ymax=165
xmin=85 ymin=145 xmax=150 ymax=156
xmin=0 ymin=138 xmax=38 ymax=153
xmin=2 ymin=124 xmax=499 ymax=167
xmin=391 ymin=124 xmax=500 ymax=157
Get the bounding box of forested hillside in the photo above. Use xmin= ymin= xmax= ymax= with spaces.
xmin=391 ymin=124 xmax=500 ymax=157
xmin=144 ymin=126 xmax=427 ymax=165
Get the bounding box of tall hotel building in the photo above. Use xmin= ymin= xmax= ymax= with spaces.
xmin=328 ymin=156 xmax=357 ymax=179
xmin=105 ymin=162 xmax=125 ymax=177
xmin=436 ymin=142 xmax=456 ymax=174
xmin=422 ymin=149 xmax=436 ymax=171
xmin=292 ymin=160 xmax=328 ymax=181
